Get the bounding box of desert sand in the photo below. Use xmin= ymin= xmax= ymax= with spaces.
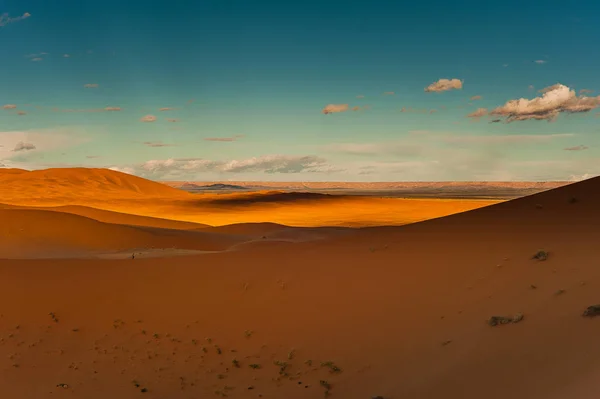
xmin=1 ymin=167 xmax=600 ymax=398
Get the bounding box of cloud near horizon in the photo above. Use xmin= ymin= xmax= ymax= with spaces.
xmin=425 ymin=78 xmax=463 ymax=93
xmin=491 ymin=84 xmax=600 ymax=122
xmin=111 ymin=155 xmax=341 ymax=179
xmin=13 ymin=141 xmax=36 ymax=152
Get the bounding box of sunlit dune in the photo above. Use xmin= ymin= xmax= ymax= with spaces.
xmin=1 ymin=174 xmax=600 ymax=398
xmin=0 ymin=168 xmax=501 ymax=227
xmin=0 ymin=168 xmax=189 ymax=200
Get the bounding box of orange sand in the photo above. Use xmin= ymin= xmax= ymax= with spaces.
xmin=1 ymin=167 xmax=599 ymax=399
xmin=0 ymin=168 xmax=500 ymax=227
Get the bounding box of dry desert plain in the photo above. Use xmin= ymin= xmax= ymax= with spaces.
xmin=1 ymin=167 xmax=600 ymax=399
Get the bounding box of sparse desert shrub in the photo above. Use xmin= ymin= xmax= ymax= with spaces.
xmin=535 ymin=204 xmax=543 ymax=209
xmin=287 ymin=349 xmax=296 ymax=360
xmin=274 ymin=360 xmax=289 ymax=375
xmin=487 ymin=312 xmax=524 ymax=326
xmin=569 ymin=197 xmax=578 ymax=204
xmin=532 ymin=250 xmax=548 ymax=261
xmin=244 ymin=329 xmax=253 ymax=338
xmin=232 ymin=358 xmax=240 ymax=368
xmin=320 ymin=380 xmax=332 ymax=390
xmin=582 ymin=305 xmax=600 ymax=317
xmin=320 ymin=361 xmax=342 ymax=374
xmin=304 ymin=359 xmax=313 ymax=366
xmin=249 ymin=363 xmax=261 ymax=369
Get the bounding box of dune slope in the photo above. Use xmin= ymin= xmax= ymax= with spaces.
xmin=0 ymin=208 xmax=244 ymax=258
xmin=0 ymin=167 xmax=189 ymax=200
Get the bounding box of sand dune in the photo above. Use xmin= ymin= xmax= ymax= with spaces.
xmin=0 ymin=203 xmax=209 ymax=230
xmin=0 ymin=208 xmax=244 ymax=258
xmin=0 ymin=167 xmax=189 ymax=201
xmin=3 ymin=169 xmax=600 ymax=398
xmin=0 ymin=168 xmax=501 ymax=227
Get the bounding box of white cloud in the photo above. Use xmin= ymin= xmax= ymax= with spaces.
xmin=424 ymin=78 xmax=463 ymax=93
xmin=491 ymin=83 xmax=600 ymax=122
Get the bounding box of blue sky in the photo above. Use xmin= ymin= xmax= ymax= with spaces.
xmin=0 ymin=0 xmax=599 ymax=181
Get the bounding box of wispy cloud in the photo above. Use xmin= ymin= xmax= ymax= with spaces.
xmin=383 ymin=91 xmax=395 ymax=95
xmin=356 ymin=95 xmax=364 ymax=99
xmin=467 ymin=107 xmax=488 ymax=120
xmin=0 ymin=12 xmax=31 ymax=27
xmin=104 ymin=106 xmax=122 ymax=111
xmin=324 ymin=142 xmax=424 ymax=157
xmin=491 ymin=83 xmax=600 ymax=122
xmin=443 ymin=133 xmax=574 ymax=144
xmin=322 ymin=104 xmax=349 ymax=114
xmin=166 ymin=118 xmax=178 ymax=123
xmin=470 ymin=95 xmax=482 ymax=101
xmin=143 ymin=141 xmax=175 ymax=147
xmin=564 ymin=145 xmax=589 ymax=151
xmin=86 ymin=155 xmax=101 ymax=159
xmin=159 ymin=107 xmax=175 ymax=111
xmin=140 ymin=114 xmax=157 ymax=122
xmin=534 ymin=60 xmax=547 ymax=64
xmin=204 ymin=135 xmax=244 ymax=142
xmin=3 ymin=104 xmax=17 ymax=109
xmin=424 ymin=78 xmax=463 ymax=93
xmin=579 ymin=89 xmax=593 ymax=95
xmin=84 ymin=83 xmax=99 ymax=88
